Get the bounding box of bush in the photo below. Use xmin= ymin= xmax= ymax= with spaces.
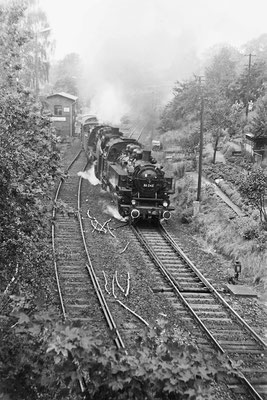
xmin=0 ymin=308 xmax=235 ymax=400
xmin=181 ymin=207 xmax=193 ymax=223
xmin=173 ymin=162 xmax=186 ymax=179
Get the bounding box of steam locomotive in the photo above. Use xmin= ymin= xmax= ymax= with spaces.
xmin=81 ymin=116 xmax=175 ymax=222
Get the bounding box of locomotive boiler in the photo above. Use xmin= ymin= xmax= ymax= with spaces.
xmin=82 ymin=121 xmax=175 ymax=222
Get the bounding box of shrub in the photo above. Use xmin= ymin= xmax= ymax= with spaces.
xmin=173 ymin=162 xmax=186 ymax=179
xmin=0 ymin=308 xmax=235 ymax=400
xmin=181 ymin=207 xmax=194 ymax=223
xmin=235 ymin=217 xmax=258 ymax=239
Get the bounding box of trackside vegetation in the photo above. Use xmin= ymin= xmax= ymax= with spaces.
xmin=0 ymin=2 xmax=236 ymax=399
xmin=159 ymin=37 xmax=267 ymax=289
xmin=0 ymin=309 xmax=236 ymax=400
xmin=0 ymin=0 xmax=60 ymax=302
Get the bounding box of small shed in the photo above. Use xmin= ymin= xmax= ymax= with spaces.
xmin=46 ymin=92 xmax=78 ymax=139
xmin=245 ymin=132 xmax=267 ymax=163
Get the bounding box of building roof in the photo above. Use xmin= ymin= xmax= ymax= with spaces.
xmin=47 ymin=92 xmax=78 ymax=101
xmin=80 ymin=114 xmax=98 ymax=124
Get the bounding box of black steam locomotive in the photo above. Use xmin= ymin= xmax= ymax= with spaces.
xmin=81 ymin=116 xmax=175 ymax=222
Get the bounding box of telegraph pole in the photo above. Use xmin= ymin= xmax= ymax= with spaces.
xmin=245 ymin=53 xmax=256 ymax=119
xmin=196 ymin=76 xmax=204 ymax=202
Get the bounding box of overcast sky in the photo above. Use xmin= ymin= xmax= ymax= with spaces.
xmin=41 ymin=0 xmax=267 ymax=60
xmin=38 ymin=0 xmax=267 ymax=121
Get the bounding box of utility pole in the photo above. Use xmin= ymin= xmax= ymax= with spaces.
xmin=245 ymin=53 xmax=256 ymax=120
xmin=196 ymin=76 xmax=204 ymax=202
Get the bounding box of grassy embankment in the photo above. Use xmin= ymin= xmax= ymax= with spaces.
xmin=160 ymin=130 xmax=267 ymax=294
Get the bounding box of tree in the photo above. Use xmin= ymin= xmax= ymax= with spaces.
xmin=159 ymin=77 xmax=202 ymax=132
xmin=250 ymin=95 xmax=267 ymax=138
xmin=53 ymin=76 xmax=79 ymax=96
xmin=233 ymin=59 xmax=267 ymax=107
xmin=50 ymin=53 xmax=82 ymax=96
xmin=228 ymin=100 xmax=245 ymax=137
xmin=0 ymin=1 xmax=29 ymax=90
xmin=243 ymin=34 xmax=267 ymax=64
xmin=205 ymin=46 xmax=239 ymax=100
xmin=0 ymin=1 xmax=60 ymax=295
xmin=0 ymin=0 xmax=53 ymax=96
xmin=177 ymin=124 xmax=200 ymax=157
xmin=239 ymin=167 xmax=267 ymax=223
xmin=18 ymin=0 xmax=53 ymax=96
xmin=204 ymin=86 xmax=232 ymax=163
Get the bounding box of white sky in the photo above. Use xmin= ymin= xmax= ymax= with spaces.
xmin=41 ymin=0 xmax=267 ymax=61
xmin=38 ymin=0 xmax=267 ymax=121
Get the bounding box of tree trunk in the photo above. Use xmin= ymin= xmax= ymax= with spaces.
xmin=212 ymin=135 xmax=219 ymax=164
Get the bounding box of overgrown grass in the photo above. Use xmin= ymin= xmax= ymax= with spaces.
xmin=173 ymin=176 xmax=267 ymax=289
xmin=193 ymin=195 xmax=267 ymax=288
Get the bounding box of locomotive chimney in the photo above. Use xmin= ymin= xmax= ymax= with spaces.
xmin=142 ymin=150 xmax=151 ymax=162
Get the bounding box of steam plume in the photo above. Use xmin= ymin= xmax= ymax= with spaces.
xmin=77 ymin=164 xmax=100 ymax=185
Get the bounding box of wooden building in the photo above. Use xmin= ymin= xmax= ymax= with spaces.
xmin=245 ymin=132 xmax=267 ymax=163
xmin=46 ymin=92 xmax=78 ymax=139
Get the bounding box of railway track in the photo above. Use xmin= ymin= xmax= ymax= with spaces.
xmin=128 ymin=122 xmax=146 ymax=141
xmin=131 ymin=222 xmax=267 ymax=400
xmin=52 ymin=142 xmax=266 ymax=398
xmin=51 ymin=149 xmax=125 ymax=350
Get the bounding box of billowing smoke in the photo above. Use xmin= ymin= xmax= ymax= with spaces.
xmin=43 ymin=0 xmax=267 ymax=127
xmin=44 ymin=0 xmax=203 ymax=125
xmin=75 ymin=2 xmax=200 ymax=124
xmin=100 ymin=200 xmax=127 ymax=222
xmin=103 ymin=204 xmax=127 ymax=222
xmin=89 ymin=83 xmax=130 ymax=125
xmin=77 ymin=164 xmax=100 ymax=185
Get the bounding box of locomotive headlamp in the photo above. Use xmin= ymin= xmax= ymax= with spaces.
xmin=163 ymin=211 xmax=171 ymax=220
xmin=131 ymin=199 xmax=136 ymax=206
xmin=131 ymin=209 xmax=140 ymax=219
xmin=163 ymin=200 xmax=169 ymax=208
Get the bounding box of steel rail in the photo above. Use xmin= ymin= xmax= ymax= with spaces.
xmin=136 ymin=126 xmax=146 ymax=141
xmin=133 ymin=224 xmax=265 ymax=400
xmin=128 ymin=122 xmax=147 ymax=141
xmin=159 ymin=225 xmax=266 ymax=400
xmin=51 ymin=149 xmax=83 ymax=318
xmin=128 ymin=124 xmax=138 ymax=138
xmin=132 ymin=225 xmax=225 ymax=352
xmin=160 ymin=224 xmax=267 ymax=348
xmin=77 ymin=166 xmax=126 ymax=350
xmin=51 ymin=148 xmax=86 ymax=393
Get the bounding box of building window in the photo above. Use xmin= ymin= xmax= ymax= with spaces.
xmin=54 ymin=105 xmax=63 ymax=116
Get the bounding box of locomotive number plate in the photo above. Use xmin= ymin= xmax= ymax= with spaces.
xmin=143 ymin=183 xmax=154 ymax=188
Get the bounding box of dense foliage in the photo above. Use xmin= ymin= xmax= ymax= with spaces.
xmin=1 ymin=3 xmax=265 ymax=400
xmin=50 ymin=53 xmax=82 ymax=96
xmin=239 ymin=167 xmax=267 ymax=223
xmin=0 ymin=1 xmax=60 ymax=295
xmin=0 ymin=308 xmax=235 ymax=400
xmin=160 ymin=42 xmax=267 ymax=161
xmin=250 ymin=95 xmax=267 ymax=138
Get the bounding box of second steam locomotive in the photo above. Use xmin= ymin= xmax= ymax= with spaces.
xmin=81 ymin=115 xmax=175 ymax=222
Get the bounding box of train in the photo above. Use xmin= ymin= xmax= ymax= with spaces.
xmin=80 ymin=115 xmax=175 ymax=222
